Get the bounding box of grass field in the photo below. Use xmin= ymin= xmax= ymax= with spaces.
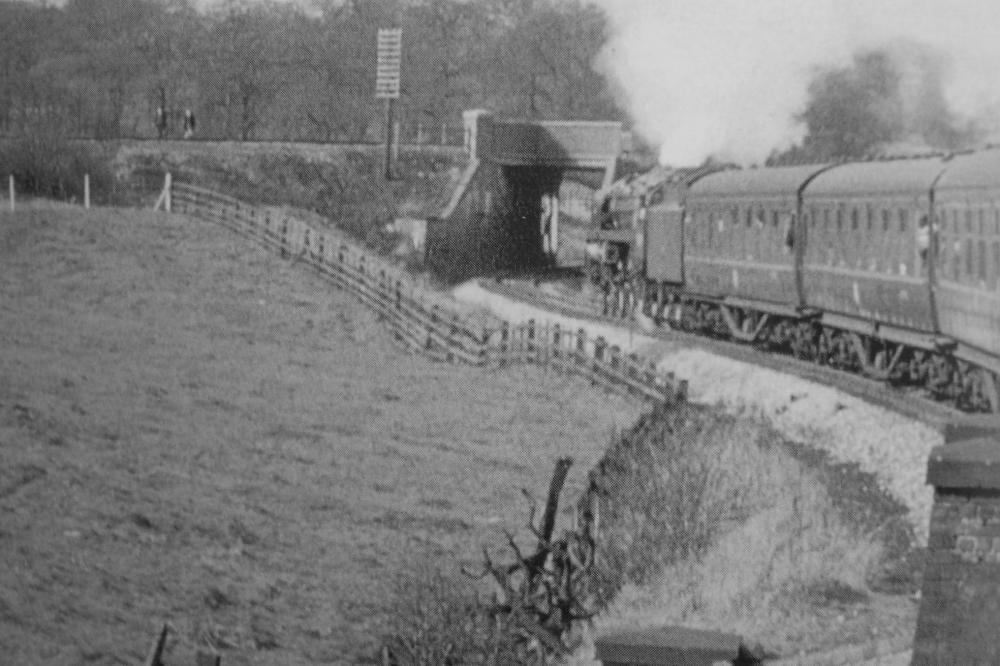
xmin=0 ymin=202 xmax=640 ymax=665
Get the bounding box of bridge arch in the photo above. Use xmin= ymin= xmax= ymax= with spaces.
xmin=426 ymin=110 xmax=621 ymax=282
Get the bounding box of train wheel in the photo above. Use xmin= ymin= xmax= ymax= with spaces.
xmin=926 ymin=354 xmax=958 ymax=401
xmin=955 ymin=362 xmax=1000 ymax=413
xmin=790 ymin=322 xmax=818 ymax=360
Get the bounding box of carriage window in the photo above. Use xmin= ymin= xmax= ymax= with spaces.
xmin=866 ymin=204 xmax=874 ymax=230
xmin=966 ymin=210 xmax=974 ymax=233
xmin=979 ymin=240 xmax=987 ymax=281
xmin=899 ymin=209 xmax=908 ymax=232
xmin=882 ymin=209 xmax=891 ymax=231
xmin=851 ymin=208 xmax=859 ymax=230
xmin=979 ymin=208 xmax=986 ymax=234
xmin=745 ymin=207 xmax=753 ymax=228
xmin=966 ymin=239 xmax=974 ymax=278
xmin=731 ymin=207 xmax=739 ymax=227
xmin=773 ymin=210 xmax=780 ymax=228
xmin=995 ymin=209 xmax=999 ymax=235
xmin=823 ymin=208 xmax=831 ymax=229
xmin=836 ymin=208 xmax=844 ymax=231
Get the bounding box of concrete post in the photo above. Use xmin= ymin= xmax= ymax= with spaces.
xmin=84 ymin=174 xmax=90 ymax=209
xmin=8 ymin=175 xmax=14 ymax=212
xmin=912 ymin=429 xmax=1000 ymax=664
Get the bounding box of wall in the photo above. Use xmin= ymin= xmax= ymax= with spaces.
xmin=912 ymin=433 xmax=1000 ymax=664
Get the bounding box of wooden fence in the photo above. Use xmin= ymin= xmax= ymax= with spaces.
xmin=170 ymin=180 xmax=687 ymax=405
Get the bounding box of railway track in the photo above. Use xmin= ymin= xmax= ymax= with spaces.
xmin=482 ymin=270 xmax=1000 ymax=437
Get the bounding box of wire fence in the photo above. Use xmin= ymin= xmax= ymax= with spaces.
xmin=170 ymin=180 xmax=688 ymax=406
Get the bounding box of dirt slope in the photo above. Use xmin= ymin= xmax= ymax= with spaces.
xmin=0 ymin=203 xmax=639 ymax=665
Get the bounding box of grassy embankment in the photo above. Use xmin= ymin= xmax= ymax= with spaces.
xmin=0 ymin=204 xmax=640 ymax=665
xmin=1 ymin=137 xmax=920 ymax=661
xmin=567 ymin=403 xmax=917 ymax=661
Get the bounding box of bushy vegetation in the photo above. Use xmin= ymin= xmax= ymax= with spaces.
xmin=382 ymin=402 xmax=916 ymax=662
xmin=0 ymin=130 xmax=115 ymax=204
xmin=118 ymin=143 xmax=461 ymax=254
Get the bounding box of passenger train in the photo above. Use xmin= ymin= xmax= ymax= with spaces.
xmin=585 ymin=151 xmax=1000 ymax=413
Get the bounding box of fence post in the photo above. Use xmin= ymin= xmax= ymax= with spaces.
xmin=440 ymin=122 xmax=448 ymax=146
xmin=593 ymin=336 xmax=607 ymax=384
xmin=8 ymin=174 xmax=14 ymax=212
xmin=541 ymin=322 xmax=549 ymax=368
xmin=499 ymin=321 xmax=510 ymax=368
xmin=280 ymin=219 xmax=289 ymax=258
xmin=84 ymin=174 xmax=90 ymax=209
xmin=527 ymin=319 xmax=536 ymax=363
xmin=609 ymin=345 xmax=621 ymax=388
xmin=427 ymin=305 xmax=439 ymax=352
xmin=552 ymin=323 xmax=561 ymax=366
xmin=628 ymin=353 xmax=640 ymax=381
xmin=164 ymin=172 xmax=171 ymax=212
xmin=448 ymin=314 xmax=459 ymax=363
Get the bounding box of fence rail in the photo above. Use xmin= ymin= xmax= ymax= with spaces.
xmin=171 ymin=180 xmax=687 ymax=405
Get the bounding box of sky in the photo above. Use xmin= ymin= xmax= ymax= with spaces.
xmin=593 ymin=0 xmax=1000 ymax=165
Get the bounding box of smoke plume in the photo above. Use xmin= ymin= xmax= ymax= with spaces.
xmin=594 ymin=0 xmax=1000 ymax=165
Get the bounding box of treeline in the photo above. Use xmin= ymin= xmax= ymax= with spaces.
xmin=0 ymin=0 xmax=623 ymax=142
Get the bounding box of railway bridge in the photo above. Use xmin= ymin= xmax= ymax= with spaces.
xmin=425 ymin=110 xmax=621 ymax=282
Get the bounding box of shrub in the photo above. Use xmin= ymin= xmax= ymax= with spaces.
xmin=0 ymin=129 xmax=114 ymax=204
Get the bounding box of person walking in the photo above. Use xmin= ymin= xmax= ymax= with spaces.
xmin=155 ymin=106 xmax=167 ymax=139
xmin=183 ymin=108 xmax=196 ymax=139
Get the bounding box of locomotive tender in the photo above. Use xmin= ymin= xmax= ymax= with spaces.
xmin=587 ymin=150 xmax=1000 ymax=412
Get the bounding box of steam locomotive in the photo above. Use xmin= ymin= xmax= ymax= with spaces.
xmin=585 ymin=151 xmax=1000 ymax=413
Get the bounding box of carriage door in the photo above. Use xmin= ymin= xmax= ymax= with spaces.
xmin=645 ymin=202 xmax=685 ymax=284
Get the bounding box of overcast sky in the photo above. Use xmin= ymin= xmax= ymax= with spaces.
xmin=594 ymin=0 xmax=1000 ymax=163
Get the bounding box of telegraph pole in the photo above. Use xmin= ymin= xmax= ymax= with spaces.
xmin=376 ymin=28 xmax=402 ymax=180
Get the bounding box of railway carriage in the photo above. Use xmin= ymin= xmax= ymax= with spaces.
xmin=799 ymin=157 xmax=944 ymax=334
xmin=592 ymin=151 xmax=1000 ymax=412
xmin=792 ymin=158 xmax=950 ymax=381
xmin=932 ymin=149 xmax=1000 ymax=409
xmin=683 ymin=164 xmax=828 ymax=307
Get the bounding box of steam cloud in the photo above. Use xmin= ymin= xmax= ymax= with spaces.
xmin=594 ymin=0 xmax=1000 ymax=165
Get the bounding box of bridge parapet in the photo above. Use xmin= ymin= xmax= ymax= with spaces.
xmin=912 ymin=427 xmax=1000 ymax=663
xmin=465 ymin=111 xmax=620 ymax=184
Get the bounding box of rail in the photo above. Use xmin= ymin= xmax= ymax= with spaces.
xmin=170 ymin=181 xmax=687 ymax=405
